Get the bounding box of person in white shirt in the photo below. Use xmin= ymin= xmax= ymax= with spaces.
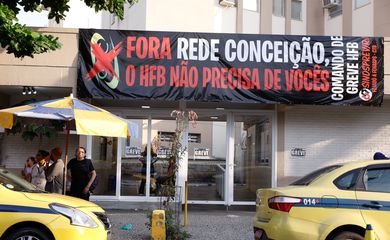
xmin=45 ymin=147 xmax=64 ymax=194
xmin=31 ymin=150 xmax=49 ymax=190
xmin=21 ymin=157 xmax=35 ymax=182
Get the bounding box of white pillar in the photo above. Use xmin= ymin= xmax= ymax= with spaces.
xmin=146 ymin=115 xmax=152 ymax=197
xmin=177 ymin=101 xmax=188 ymax=203
xmin=79 ymin=135 xmax=92 ymax=159
xmin=272 ymin=109 xmax=278 ymax=188
xmin=116 ymin=138 xmax=122 ymax=198
xmin=225 ymin=112 xmax=234 ymax=206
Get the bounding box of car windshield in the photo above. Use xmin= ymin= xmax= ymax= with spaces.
xmin=290 ymin=165 xmax=342 ymax=186
xmin=0 ymin=168 xmax=44 ymax=193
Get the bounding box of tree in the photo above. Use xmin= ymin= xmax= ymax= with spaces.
xmin=0 ymin=0 xmax=138 ymax=58
xmin=145 ymin=110 xmax=197 ymax=240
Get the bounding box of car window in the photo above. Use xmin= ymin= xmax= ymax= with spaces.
xmin=333 ymin=168 xmax=361 ymax=190
xmin=290 ymin=165 xmax=342 ymax=186
xmin=363 ymin=168 xmax=390 ymax=193
xmin=0 ymin=168 xmax=42 ymax=192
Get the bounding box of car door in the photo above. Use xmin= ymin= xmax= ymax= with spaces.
xmin=355 ymin=164 xmax=390 ymax=239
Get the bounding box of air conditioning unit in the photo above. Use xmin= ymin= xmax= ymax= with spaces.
xmin=219 ymin=0 xmax=235 ymax=7
xmin=322 ymin=0 xmax=340 ymax=8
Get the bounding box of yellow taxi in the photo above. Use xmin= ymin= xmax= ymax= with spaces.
xmin=253 ymin=159 xmax=390 ymax=240
xmin=0 ymin=167 xmax=111 ymax=240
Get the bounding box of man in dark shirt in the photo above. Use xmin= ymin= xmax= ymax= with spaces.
xmin=67 ymin=147 xmax=96 ymax=200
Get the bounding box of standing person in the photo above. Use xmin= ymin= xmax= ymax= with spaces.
xmin=21 ymin=157 xmax=35 ymax=182
xmin=45 ymin=147 xmax=64 ymax=194
xmin=31 ymin=150 xmax=49 ymax=190
xmin=67 ymin=147 xmax=96 ymax=200
xmin=138 ymin=145 xmax=158 ymax=195
xmin=156 ymin=156 xmax=176 ymax=194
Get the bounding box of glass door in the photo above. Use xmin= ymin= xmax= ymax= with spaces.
xmin=233 ymin=115 xmax=273 ymax=202
xmin=187 ymin=114 xmax=227 ymax=202
xmin=90 ymin=136 xmax=118 ymax=196
xmin=120 ymin=118 xmax=150 ymax=196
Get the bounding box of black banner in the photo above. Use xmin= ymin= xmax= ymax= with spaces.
xmin=77 ymin=29 xmax=384 ymax=106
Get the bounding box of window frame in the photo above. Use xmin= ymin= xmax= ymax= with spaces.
xmin=291 ymin=0 xmax=302 ymax=21
xmin=354 ymin=0 xmax=370 ymax=9
xmin=158 ymin=131 xmax=201 ymax=143
xmin=290 ymin=165 xmax=342 ymax=186
xmin=333 ymin=168 xmax=362 ymax=191
xmin=272 ymin=0 xmax=285 ymax=17
xmin=361 ymin=164 xmax=390 ymax=193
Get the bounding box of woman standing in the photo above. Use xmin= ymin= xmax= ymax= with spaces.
xmin=31 ymin=150 xmax=49 ymax=190
xmin=21 ymin=156 xmax=35 ymax=182
xmin=67 ymin=147 xmax=96 ymax=200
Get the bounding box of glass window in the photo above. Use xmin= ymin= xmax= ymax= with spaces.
xmin=158 ymin=131 xmax=175 ymax=142
xmin=188 ymin=119 xmax=227 ymax=201
xmin=121 ymin=119 xmax=152 ymax=196
xmin=329 ymin=0 xmax=342 ymax=18
xmin=0 ymin=168 xmax=38 ymax=192
xmin=334 ymin=169 xmax=361 ymax=190
xmin=91 ymin=136 xmax=117 ymax=196
xmin=243 ymin=0 xmax=258 ymax=11
xmin=291 ymin=0 xmax=302 ymax=20
xmin=233 ymin=116 xmax=272 ymax=202
xmin=290 ymin=165 xmax=342 ymax=186
xmin=364 ymin=168 xmax=390 ymax=193
xmin=273 ymin=0 xmax=285 ymax=17
xmin=355 ymin=0 xmax=370 ymax=9
xmin=158 ymin=131 xmax=201 ymax=143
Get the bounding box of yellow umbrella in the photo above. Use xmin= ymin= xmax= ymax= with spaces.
xmin=0 ymin=94 xmax=138 ymax=194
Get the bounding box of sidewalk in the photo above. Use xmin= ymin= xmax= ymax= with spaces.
xmin=107 ymin=209 xmax=254 ymax=240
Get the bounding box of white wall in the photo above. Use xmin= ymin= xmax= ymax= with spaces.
xmin=352 ymin=1 xmax=373 ymax=36
xmin=18 ymin=0 xmax=107 ymax=28
xmin=0 ymin=133 xmax=79 ymax=169
xmin=216 ymin=4 xmax=237 ymax=33
xmin=110 ymin=1 xmax=147 ymax=30
xmin=145 ymin=0 xmax=232 ymax=32
xmin=272 ymin=15 xmax=285 ymax=34
xmin=324 ymin=12 xmax=342 ymax=35
xmin=284 ymin=103 xmax=390 ymax=177
xmin=212 ymin=122 xmax=227 ymax=159
xmin=291 ymin=0 xmax=307 ymax=35
xmin=243 ymin=10 xmax=259 ymax=34
xmin=17 ymin=0 xmax=236 ymax=33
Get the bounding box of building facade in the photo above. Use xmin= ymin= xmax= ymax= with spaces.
xmin=0 ymin=0 xmax=389 ymax=208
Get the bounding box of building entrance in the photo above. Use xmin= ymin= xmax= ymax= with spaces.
xmin=187 ymin=116 xmax=227 ymax=202
xmin=89 ymin=108 xmax=275 ymax=206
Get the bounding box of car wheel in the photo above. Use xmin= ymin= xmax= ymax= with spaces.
xmin=4 ymin=227 xmax=52 ymax=240
xmin=332 ymin=231 xmax=363 ymax=240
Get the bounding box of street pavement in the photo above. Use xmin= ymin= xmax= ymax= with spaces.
xmin=107 ymin=209 xmax=254 ymax=240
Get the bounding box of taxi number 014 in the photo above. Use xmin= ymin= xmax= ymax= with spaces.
xmin=303 ymin=198 xmax=317 ymax=206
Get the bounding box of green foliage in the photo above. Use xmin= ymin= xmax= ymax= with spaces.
xmin=0 ymin=0 xmax=139 ymax=58
xmin=0 ymin=3 xmax=60 ymax=58
xmin=145 ymin=212 xmax=152 ymax=230
xmin=146 ymin=210 xmax=191 ymax=240
xmin=165 ymin=209 xmax=191 ymax=240
xmin=6 ymin=119 xmax=65 ymax=142
xmin=145 ymin=110 xmax=197 ymax=239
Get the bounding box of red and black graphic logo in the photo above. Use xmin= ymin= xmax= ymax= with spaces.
xmin=85 ymin=33 xmax=122 ymax=90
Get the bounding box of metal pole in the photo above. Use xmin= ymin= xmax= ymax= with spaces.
xmin=62 ymin=121 xmax=70 ymax=195
xmin=184 ymin=181 xmax=188 ymax=226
